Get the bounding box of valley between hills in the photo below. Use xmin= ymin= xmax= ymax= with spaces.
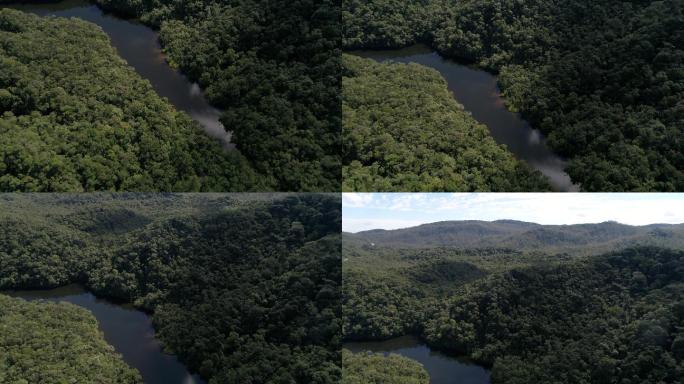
xmin=343 ymin=220 xmax=684 ymax=383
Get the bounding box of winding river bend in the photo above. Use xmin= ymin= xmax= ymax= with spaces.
xmin=2 ymin=0 xmax=233 ymax=149
xmin=351 ymin=45 xmax=579 ymax=192
xmin=5 ymin=285 xmax=205 ymax=384
xmin=345 ymin=336 xmax=491 ymax=384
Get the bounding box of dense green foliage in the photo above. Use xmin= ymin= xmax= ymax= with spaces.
xmin=0 ymin=9 xmax=261 ymax=192
xmin=342 ymin=349 xmax=429 ymax=384
xmin=344 ymin=0 xmax=684 ymax=191
xmin=343 ymin=0 xmax=435 ymax=49
xmin=0 ymin=294 xmax=142 ymax=383
xmin=343 ymin=221 xmax=684 ymax=383
xmin=343 ymin=243 xmax=558 ymax=340
xmin=0 ymin=194 xmax=342 ymax=384
xmin=425 ymin=247 xmax=684 ymax=383
xmin=94 ymin=0 xmax=342 ymax=191
xmin=343 ymin=55 xmax=550 ymax=191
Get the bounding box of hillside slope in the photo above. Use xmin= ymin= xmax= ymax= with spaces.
xmin=0 ymin=194 xmax=342 ymax=384
xmin=425 ymin=246 xmax=684 ymax=383
xmin=344 ymin=222 xmax=684 ymax=383
xmin=345 ymin=220 xmax=684 ymax=254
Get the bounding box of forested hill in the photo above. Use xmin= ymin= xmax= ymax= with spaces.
xmin=345 ymin=220 xmax=684 ymax=253
xmin=93 ymin=0 xmax=342 ymax=191
xmin=343 ymin=239 xmax=684 ymax=382
xmin=0 ymin=194 xmax=342 ymax=384
xmin=425 ymin=246 xmax=684 ymax=383
xmin=343 ymin=0 xmax=684 ymax=191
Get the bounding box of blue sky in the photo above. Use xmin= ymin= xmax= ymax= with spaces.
xmin=343 ymin=193 xmax=684 ymax=233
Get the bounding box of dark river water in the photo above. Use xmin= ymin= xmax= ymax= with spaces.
xmin=6 ymin=285 xmax=205 ymax=384
xmin=345 ymin=336 xmax=491 ymax=384
xmin=351 ymin=45 xmax=578 ymax=191
xmin=2 ymin=0 xmax=233 ymax=149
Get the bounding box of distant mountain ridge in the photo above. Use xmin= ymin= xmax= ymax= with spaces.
xmin=344 ymin=220 xmax=684 ymax=254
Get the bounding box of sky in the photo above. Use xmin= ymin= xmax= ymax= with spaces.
xmin=343 ymin=193 xmax=684 ymax=233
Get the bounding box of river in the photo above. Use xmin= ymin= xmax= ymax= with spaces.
xmin=2 ymin=0 xmax=233 ymax=149
xmin=351 ymin=45 xmax=578 ymax=192
xmin=5 ymin=285 xmax=205 ymax=384
xmin=345 ymin=335 xmax=491 ymax=384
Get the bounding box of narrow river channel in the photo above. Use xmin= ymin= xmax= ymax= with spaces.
xmin=345 ymin=336 xmax=491 ymax=384
xmin=5 ymin=285 xmax=205 ymax=384
xmin=2 ymin=0 xmax=233 ymax=149
xmin=351 ymin=45 xmax=579 ymax=191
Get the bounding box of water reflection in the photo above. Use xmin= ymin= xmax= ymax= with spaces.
xmin=350 ymin=45 xmax=579 ymax=191
xmin=2 ymin=0 xmax=233 ymax=149
xmin=6 ymin=285 xmax=205 ymax=384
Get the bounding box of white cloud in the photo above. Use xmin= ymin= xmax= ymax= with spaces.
xmin=342 ymin=218 xmax=427 ymax=233
xmin=341 ymin=193 xmax=374 ymax=208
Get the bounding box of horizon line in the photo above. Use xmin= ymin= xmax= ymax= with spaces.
xmin=343 ymin=219 xmax=683 ymax=234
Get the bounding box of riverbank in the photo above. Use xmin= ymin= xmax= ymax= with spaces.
xmin=347 ymin=45 xmax=578 ymax=191
xmin=4 ymin=285 xmax=205 ymax=384
xmin=344 ymin=335 xmax=491 ymax=384
xmin=2 ymin=0 xmax=232 ymax=149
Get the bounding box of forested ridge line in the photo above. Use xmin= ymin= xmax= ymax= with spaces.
xmin=92 ymin=0 xmax=342 ymax=191
xmin=0 ymin=8 xmax=262 ymax=192
xmin=344 ymin=220 xmax=684 ymax=253
xmin=342 ymin=54 xmax=551 ymax=191
xmin=344 ymin=0 xmax=684 ymax=191
xmin=0 ymin=194 xmax=342 ymax=384
xmin=342 ymin=220 xmax=684 ymax=343
xmin=0 ymin=295 xmax=143 ymax=383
